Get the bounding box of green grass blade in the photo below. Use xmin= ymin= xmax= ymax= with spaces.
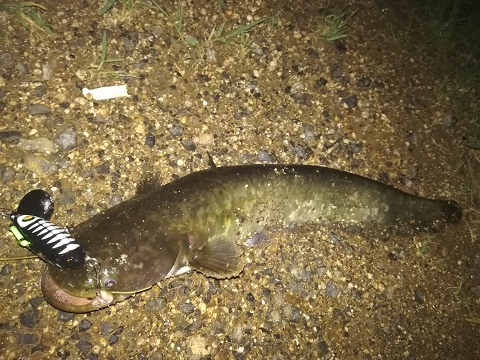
xmin=99 ymin=0 xmax=117 ymax=15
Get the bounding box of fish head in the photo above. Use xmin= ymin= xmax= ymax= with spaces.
xmin=40 ymin=255 xmax=141 ymax=313
xmin=40 ymin=228 xmax=185 ymax=313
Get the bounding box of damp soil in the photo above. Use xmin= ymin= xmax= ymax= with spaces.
xmin=0 ymin=0 xmax=479 ymax=359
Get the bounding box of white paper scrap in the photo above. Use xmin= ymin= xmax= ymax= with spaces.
xmin=82 ymin=85 xmax=130 ymax=100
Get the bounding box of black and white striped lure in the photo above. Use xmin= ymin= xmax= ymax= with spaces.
xmin=9 ymin=213 xmax=86 ymax=270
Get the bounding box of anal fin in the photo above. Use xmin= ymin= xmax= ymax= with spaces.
xmin=188 ymin=235 xmax=243 ymax=279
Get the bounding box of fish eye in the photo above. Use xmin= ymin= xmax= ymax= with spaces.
xmin=104 ymin=278 xmax=116 ymax=288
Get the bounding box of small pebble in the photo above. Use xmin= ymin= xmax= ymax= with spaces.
xmin=357 ymin=76 xmax=372 ymax=87
xmin=1 ymin=264 xmax=13 ymax=275
xmin=318 ymin=340 xmax=329 ymax=356
xmin=16 ymin=333 xmax=37 ymax=345
xmin=20 ymin=309 xmax=40 ymax=328
xmin=27 ymin=103 xmax=51 ymax=116
xmin=57 ymin=311 xmax=75 ymax=322
xmin=145 ymin=132 xmax=155 ymax=147
xmin=109 ymin=330 xmax=122 ymax=346
xmin=414 ymin=287 xmax=426 ymax=304
xmin=0 ymin=130 xmax=22 ymax=142
xmin=179 ymin=302 xmax=195 ymax=315
xmin=79 ymin=319 xmax=93 ymax=332
xmin=325 ymin=281 xmax=339 ymax=298
xmin=23 ymin=154 xmax=57 ymax=175
xmin=76 ymin=341 xmax=93 ymax=355
xmin=314 ymin=77 xmax=328 ymax=89
xmin=342 ymin=95 xmax=358 ymax=109
xmin=18 ymin=137 xmax=56 ymax=153
xmin=144 ymin=297 xmax=167 ymax=312
xmin=29 ymin=297 xmax=44 ymax=309
xmin=182 ymin=139 xmax=196 ymax=151
xmin=100 ymin=322 xmax=112 ymax=337
xmin=257 ymin=150 xmax=275 ymax=163
xmin=169 ymin=125 xmax=184 ymax=137
xmin=55 ymin=127 xmax=77 ymax=151
xmin=93 ymin=162 xmax=110 ymax=175
xmin=34 ymin=83 xmax=47 ymax=97
xmin=330 ymin=64 xmax=342 ymax=78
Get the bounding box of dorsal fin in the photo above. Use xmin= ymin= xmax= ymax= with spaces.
xmin=206 ymin=152 xmax=217 ymax=169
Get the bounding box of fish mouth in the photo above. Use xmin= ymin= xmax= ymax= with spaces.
xmin=41 ymin=267 xmax=133 ymax=313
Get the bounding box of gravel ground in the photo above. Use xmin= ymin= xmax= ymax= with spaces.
xmin=0 ymin=0 xmax=479 ymax=359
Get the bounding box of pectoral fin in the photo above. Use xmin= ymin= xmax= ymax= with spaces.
xmin=188 ymin=235 xmax=243 ymax=278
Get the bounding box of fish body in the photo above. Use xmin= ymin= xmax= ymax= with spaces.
xmin=41 ymin=165 xmax=461 ymax=312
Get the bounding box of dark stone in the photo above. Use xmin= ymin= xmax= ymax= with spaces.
xmin=118 ymin=114 xmax=129 ymax=122
xmin=288 ymin=142 xmax=312 ymax=160
xmin=145 ymin=132 xmax=155 ymax=147
xmin=93 ymin=162 xmax=111 ymax=175
xmin=79 ymin=319 xmax=93 ymax=332
xmin=76 ymin=340 xmax=92 ymax=355
xmin=334 ymin=39 xmax=347 ymax=53
xmin=100 ymin=322 xmax=112 ymax=337
xmin=318 ymin=340 xmax=329 ymax=356
xmin=414 ymin=287 xmax=426 ymax=304
xmin=330 ymin=63 xmax=342 ymax=79
xmin=234 ymin=107 xmax=250 ymax=120
xmin=34 ymin=84 xmax=47 ymax=97
xmin=182 ymin=139 xmax=196 ymax=151
xmin=108 ymin=326 xmax=124 ymax=345
xmin=0 ymin=264 xmax=13 ymax=275
xmin=342 ymin=95 xmax=358 ymax=109
xmin=31 ymin=343 xmax=47 ymax=353
xmin=57 ymin=311 xmax=75 ymax=322
xmin=306 ymin=48 xmax=319 ymax=58
xmin=290 ymin=92 xmax=312 ymax=106
xmin=169 ymin=126 xmax=184 ymax=137
xmin=179 ymin=303 xmax=195 ymax=315
xmin=20 ymin=309 xmax=40 ymax=328
xmin=325 ymin=281 xmax=339 ymax=297
xmin=27 ymin=103 xmax=51 ymax=116
xmin=29 ymin=297 xmax=44 ymax=309
xmin=0 ymin=130 xmax=22 ymax=142
xmin=314 ymin=77 xmax=328 ymax=89
xmin=357 ymin=76 xmax=372 ymax=88
xmin=16 ymin=333 xmax=37 ymax=344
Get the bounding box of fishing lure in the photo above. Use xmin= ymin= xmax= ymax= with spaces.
xmin=2 ymin=189 xmax=86 ymax=270
xmin=16 ymin=189 xmax=55 ymax=220
xmin=8 ymin=213 xmax=86 ymax=270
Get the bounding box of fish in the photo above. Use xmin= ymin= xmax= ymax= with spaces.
xmin=40 ymin=164 xmax=461 ymax=313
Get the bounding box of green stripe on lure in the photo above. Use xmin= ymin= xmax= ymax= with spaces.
xmin=40 ymin=164 xmax=462 ymax=313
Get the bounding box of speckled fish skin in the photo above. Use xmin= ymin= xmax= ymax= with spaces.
xmin=41 ymin=164 xmax=461 ymax=312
